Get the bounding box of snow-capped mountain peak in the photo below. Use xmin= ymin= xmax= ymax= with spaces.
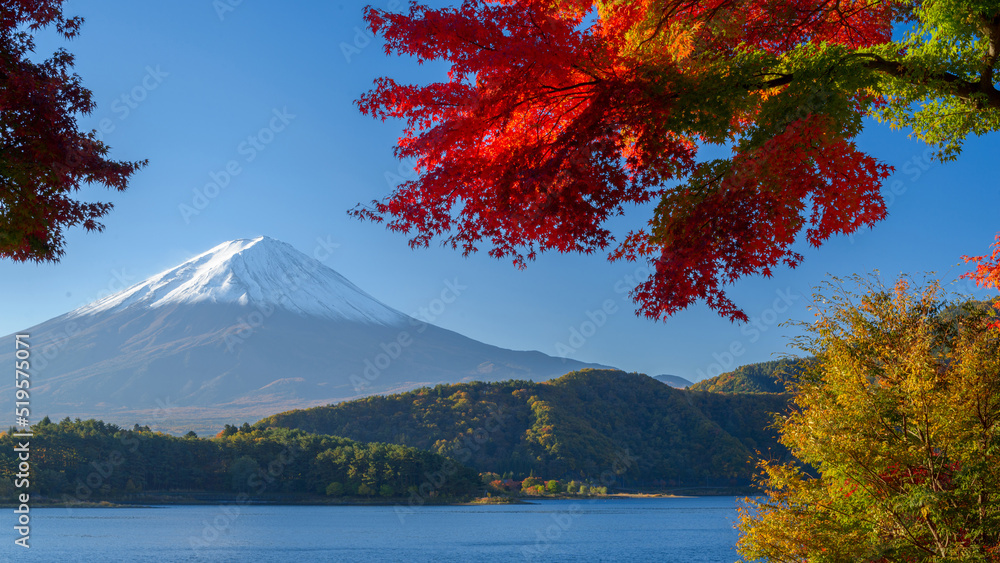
xmin=1 ymin=236 xmax=609 ymax=433
xmin=71 ymin=236 xmax=407 ymax=325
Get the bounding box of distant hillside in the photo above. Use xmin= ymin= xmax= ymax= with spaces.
xmin=0 ymin=418 xmax=479 ymax=502
xmin=652 ymin=374 xmax=693 ymax=388
xmin=258 ymin=369 xmax=791 ymax=486
xmin=688 ymin=358 xmax=812 ymax=394
xmin=686 ymin=391 xmax=790 ymax=456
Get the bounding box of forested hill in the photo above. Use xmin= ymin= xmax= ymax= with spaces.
xmin=257 ymin=369 xmax=792 ymax=487
xmin=687 ymin=358 xmax=813 ymax=393
xmin=0 ymin=418 xmax=479 ymax=502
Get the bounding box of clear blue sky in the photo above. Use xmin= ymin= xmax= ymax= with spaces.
xmin=1 ymin=0 xmax=997 ymax=382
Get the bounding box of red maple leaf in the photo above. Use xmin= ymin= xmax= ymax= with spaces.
xmin=353 ymin=0 xmax=903 ymax=321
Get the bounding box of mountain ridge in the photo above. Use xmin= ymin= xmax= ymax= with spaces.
xmin=652 ymin=374 xmax=693 ymax=388
xmin=258 ymin=369 xmax=793 ymax=484
xmin=688 ymin=358 xmax=812 ymax=393
xmin=0 ymin=237 xmax=609 ymax=434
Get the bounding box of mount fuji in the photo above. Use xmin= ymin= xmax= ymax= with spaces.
xmin=0 ymin=237 xmax=607 ymax=434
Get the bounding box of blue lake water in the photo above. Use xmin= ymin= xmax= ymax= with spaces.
xmin=3 ymin=497 xmax=743 ymax=562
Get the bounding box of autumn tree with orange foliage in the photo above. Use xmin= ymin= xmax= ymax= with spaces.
xmin=965 ymin=234 xmax=1000 ymax=292
xmin=738 ymin=276 xmax=1000 ymax=561
xmin=355 ymin=0 xmax=1000 ymax=321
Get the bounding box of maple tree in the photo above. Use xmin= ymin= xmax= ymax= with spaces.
xmin=965 ymin=234 xmax=1000 ymax=292
xmin=0 ymin=0 xmax=145 ymax=262
xmin=737 ymin=276 xmax=1000 ymax=561
xmin=354 ymin=0 xmax=1000 ymax=321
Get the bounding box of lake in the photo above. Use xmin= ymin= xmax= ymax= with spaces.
xmin=3 ymin=497 xmax=743 ymax=562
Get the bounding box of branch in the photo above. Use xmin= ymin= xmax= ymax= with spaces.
xmin=758 ymin=73 xmax=795 ymax=89
xmin=862 ymin=55 xmax=1000 ymax=109
xmin=748 ymin=53 xmax=1000 ymax=109
xmin=978 ymin=12 xmax=1000 ymax=87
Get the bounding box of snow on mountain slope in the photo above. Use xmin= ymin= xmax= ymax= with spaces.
xmin=71 ymin=236 xmax=406 ymax=325
xmin=0 ymin=237 xmax=611 ymax=434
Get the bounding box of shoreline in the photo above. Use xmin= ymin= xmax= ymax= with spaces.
xmin=4 ymin=491 xmax=741 ymax=509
